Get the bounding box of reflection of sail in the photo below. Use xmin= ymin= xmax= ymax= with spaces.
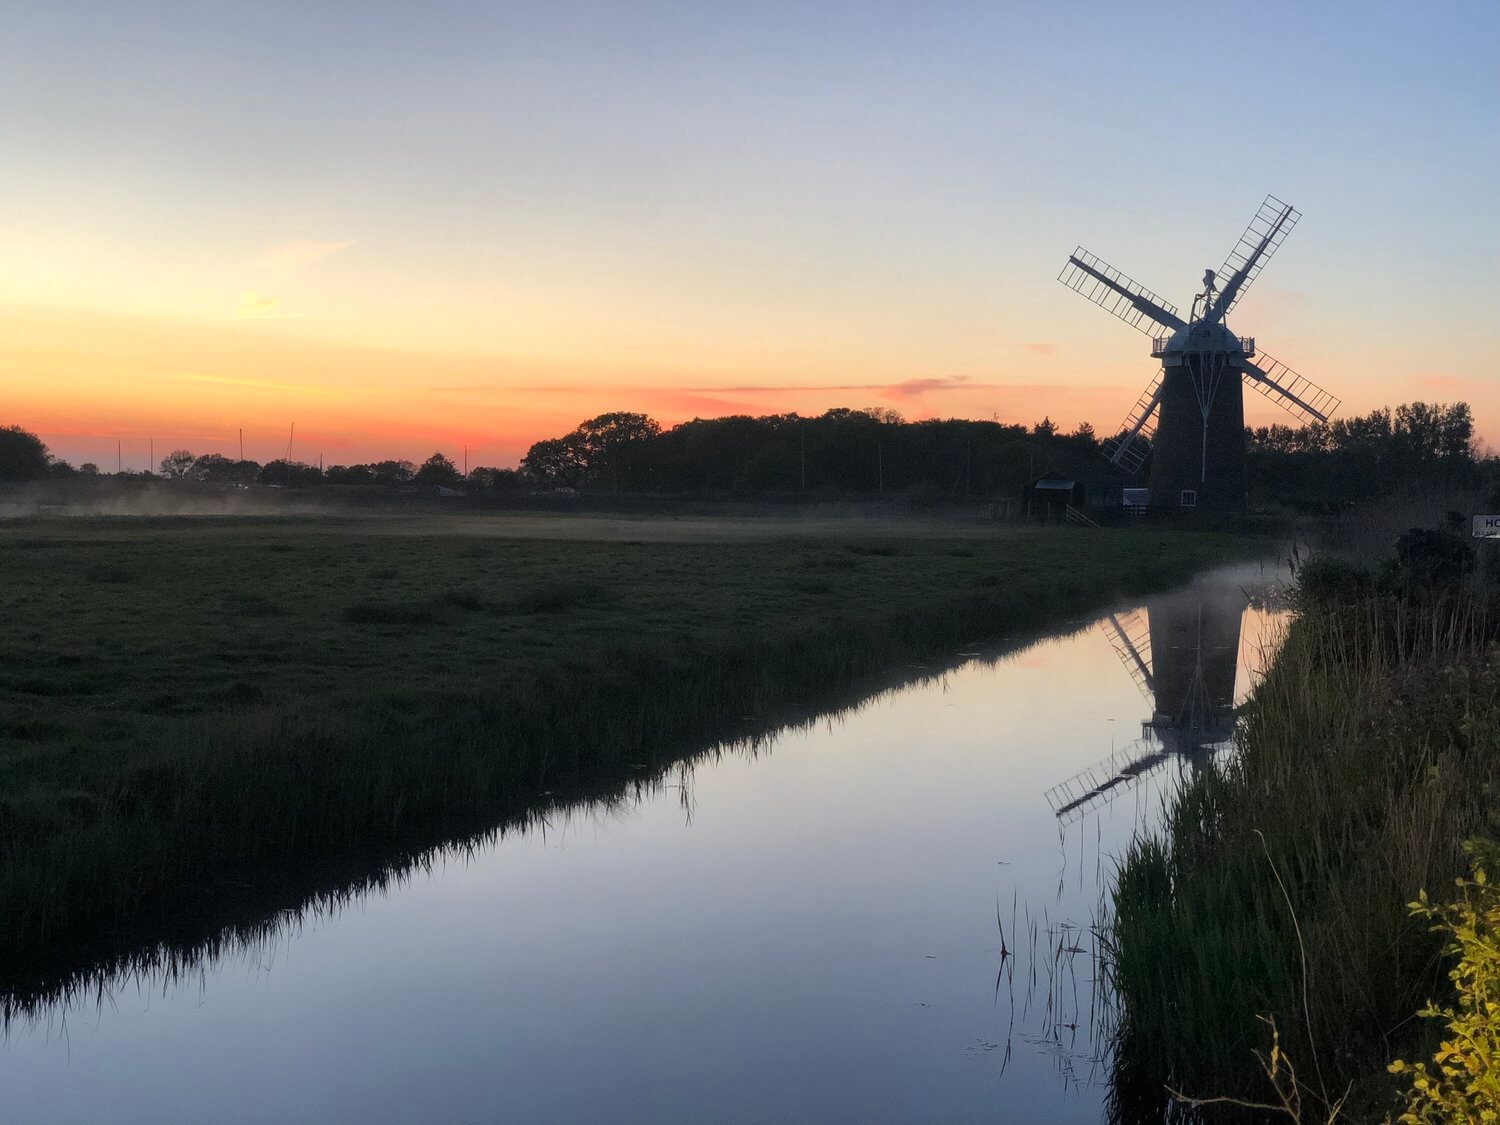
xmin=1103 ymin=611 xmax=1153 ymax=702
xmin=1045 ymin=580 xmax=1249 ymax=821
xmin=1046 ymin=737 xmax=1169 ymax=820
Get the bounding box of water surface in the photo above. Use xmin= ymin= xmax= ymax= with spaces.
xmin=2 ymin=561 xmax=1286 ymax=1122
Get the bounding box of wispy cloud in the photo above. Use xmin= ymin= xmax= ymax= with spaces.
xmin=252 ymin=240 xmax=355 ymax=274
xmin=1024 ymin=342 xmax=1055 ymax=355
xmin=234 ymin=291 xmax=313 ymax=320
xmin=883 ymin=376 xmax=1002 ymax=400
xmin=174 ymin=371 xmax=340 ymax=395
xmin=682 ymin=376 xmax=1004 ymax=398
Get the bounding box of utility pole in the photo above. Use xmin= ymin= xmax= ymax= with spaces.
xmin=463 ymin=445 xmax=468 ymax=477
xmin=117 ymin=440 xmax=122 ymax=474
xmin=149 ymin=438 xmax=154 ymax=474
xmin=239 ymin=428 xmax=244 ymax=461
xmin=287 ymin=422 xmax=295 ymax=463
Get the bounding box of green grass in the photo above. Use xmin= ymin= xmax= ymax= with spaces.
xmin=1103 ymin=584 xmax=1500 ymax=1122
xmin=0 ymin=511 xmax=1259 ymax=1007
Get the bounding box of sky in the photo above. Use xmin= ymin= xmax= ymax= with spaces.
xmin=2 ymin=1 xmax=1497 ymax=470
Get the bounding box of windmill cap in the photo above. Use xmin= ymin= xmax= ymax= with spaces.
xmin=1158 ymin=321 xmax=1250 ymax=354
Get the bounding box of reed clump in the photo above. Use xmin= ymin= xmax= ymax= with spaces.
xmin=1105 ymin=530 xmax=1500 ymax=1121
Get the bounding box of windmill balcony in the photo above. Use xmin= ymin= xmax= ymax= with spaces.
xmin=1150 ymin=335 xmax=1256 ymax=358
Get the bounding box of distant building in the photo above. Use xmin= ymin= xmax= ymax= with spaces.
xmin=1024 ymin=473 xmax=1085 ymax=519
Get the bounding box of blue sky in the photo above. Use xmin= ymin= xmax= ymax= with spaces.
xmin=3 ymin=0 xmax=1497 ymax=464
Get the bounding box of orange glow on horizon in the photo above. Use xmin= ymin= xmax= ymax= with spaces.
xmin=6 ymin=300 xmax=1497 ymax=471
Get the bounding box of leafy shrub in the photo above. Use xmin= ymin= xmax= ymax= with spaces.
xmin=1291 ymin=553 xmax=1373 ymax=611
xmin=1385 ymin=527 xmax=1475 ymax=593
xmin=1388 ymin=839 xmax=1500 ymax=1121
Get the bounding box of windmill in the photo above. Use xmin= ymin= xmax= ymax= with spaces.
xmin=1045 ymin=583 xmax=1247 ymax=822
xmin=1059 ymin=195 xmax=1340 ymax=510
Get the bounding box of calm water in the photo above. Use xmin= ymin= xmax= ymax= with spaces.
xmin=2 ymin=562 xmax=1287 ymax=1123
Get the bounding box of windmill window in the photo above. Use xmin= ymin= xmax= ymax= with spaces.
xmin=1180 ymin=490 xmax=1198 ymax=508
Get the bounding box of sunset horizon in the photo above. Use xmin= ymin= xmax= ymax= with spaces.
xmin=5 ymin=4 xmax=1496 ymax=470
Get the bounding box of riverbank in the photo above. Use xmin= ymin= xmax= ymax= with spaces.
xmin=0 ymin=513 xmax=1260 ymax=1000
xmin=1104 ymin=531 xmax=1498 ymax=1120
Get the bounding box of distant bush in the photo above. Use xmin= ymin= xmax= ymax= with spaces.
xmin=1385 ymin=527 xmax=1475 ymax=593
xmin=1291 ymin=553 xmax=1373 ymax=611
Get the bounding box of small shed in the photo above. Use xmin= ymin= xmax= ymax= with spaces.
xmin=1024 ymin=473 xmax=1086 ymax=519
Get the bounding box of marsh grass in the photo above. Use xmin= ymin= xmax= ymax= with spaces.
xmin=0 ymin=515 xmax=1258 ymax=1003
xmin=1103 ymin=587 xmax=1500 ymax=1121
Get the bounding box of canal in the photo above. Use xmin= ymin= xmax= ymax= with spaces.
xmin=1 ymin=560 xmax=1287 ymax=1122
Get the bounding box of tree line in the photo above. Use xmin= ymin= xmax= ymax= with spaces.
xmin=1245 ymin=402 xmax=1484 ymax=509
xmin=0 ymin=429 xmax=526 ymax=491
xmin=518 ymin=408 xmax=1105 ymax=500
xmin=2 ymin=399 xmax=1490 ymax=511
xmin=515 ymin=403 xmax=1491 ymax=511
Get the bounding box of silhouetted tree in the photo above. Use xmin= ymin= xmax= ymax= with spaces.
xmin=1246 ymin=401 xmax=1485 ymax=511
xmin=258 ymin=459 xmax=323 ymax=487
xmin=414 ymin=452 xmax=461 ymax=486
xmin=0 ymin=425 xmax=51 ymax=481
xmin=521 ymin=435 xmax=589 ymax=488
xmin=370 ymin=460 xmax=416 ymax=486
xmin=468 ymin=466 xmax=526 ymax=491
xmin=190 ymin=453 xmax=229 ymax=480
xmin=575 ymin=412 xmax=661 ymax=489
xmin=324 ymin=464 xmax=374 ymax=485
xmin=158 ymin=449 xmax=197 ymax=478
xmin=79 ymin=462 xmax=100 ymax=475
xmin=1068 ymin=421 xmax=1098 ymax=450
xmin=191 ymin=454 xmax=261 ymax=485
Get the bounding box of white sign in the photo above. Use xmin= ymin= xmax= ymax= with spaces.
xmin=1475 ymin=515 xmax=1500 ymax=539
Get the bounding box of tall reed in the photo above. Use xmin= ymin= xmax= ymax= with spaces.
xmin=1104 ymin=582 xmax=1498 ymax=1120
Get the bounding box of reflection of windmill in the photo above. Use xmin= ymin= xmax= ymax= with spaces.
xmin=1045 ymin=586 xmax=1246 ymax=822
xmin=1059 ymin=195 xmax=1340 ymax=510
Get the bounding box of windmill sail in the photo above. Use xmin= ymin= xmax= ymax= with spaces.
xmin=1210 ymin=195 xmax=1301 ymax=319
xmin=1102 ymin=370 xmax=1164 ymax=473
xmin=1243 ymin=352 xmax=1339 ymax=424
xmin=1058 ymin=249 xmax=1186 ymax=336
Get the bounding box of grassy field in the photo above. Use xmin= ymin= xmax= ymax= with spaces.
xmin=0 ymin=511 xmax=1259 ymax=1003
